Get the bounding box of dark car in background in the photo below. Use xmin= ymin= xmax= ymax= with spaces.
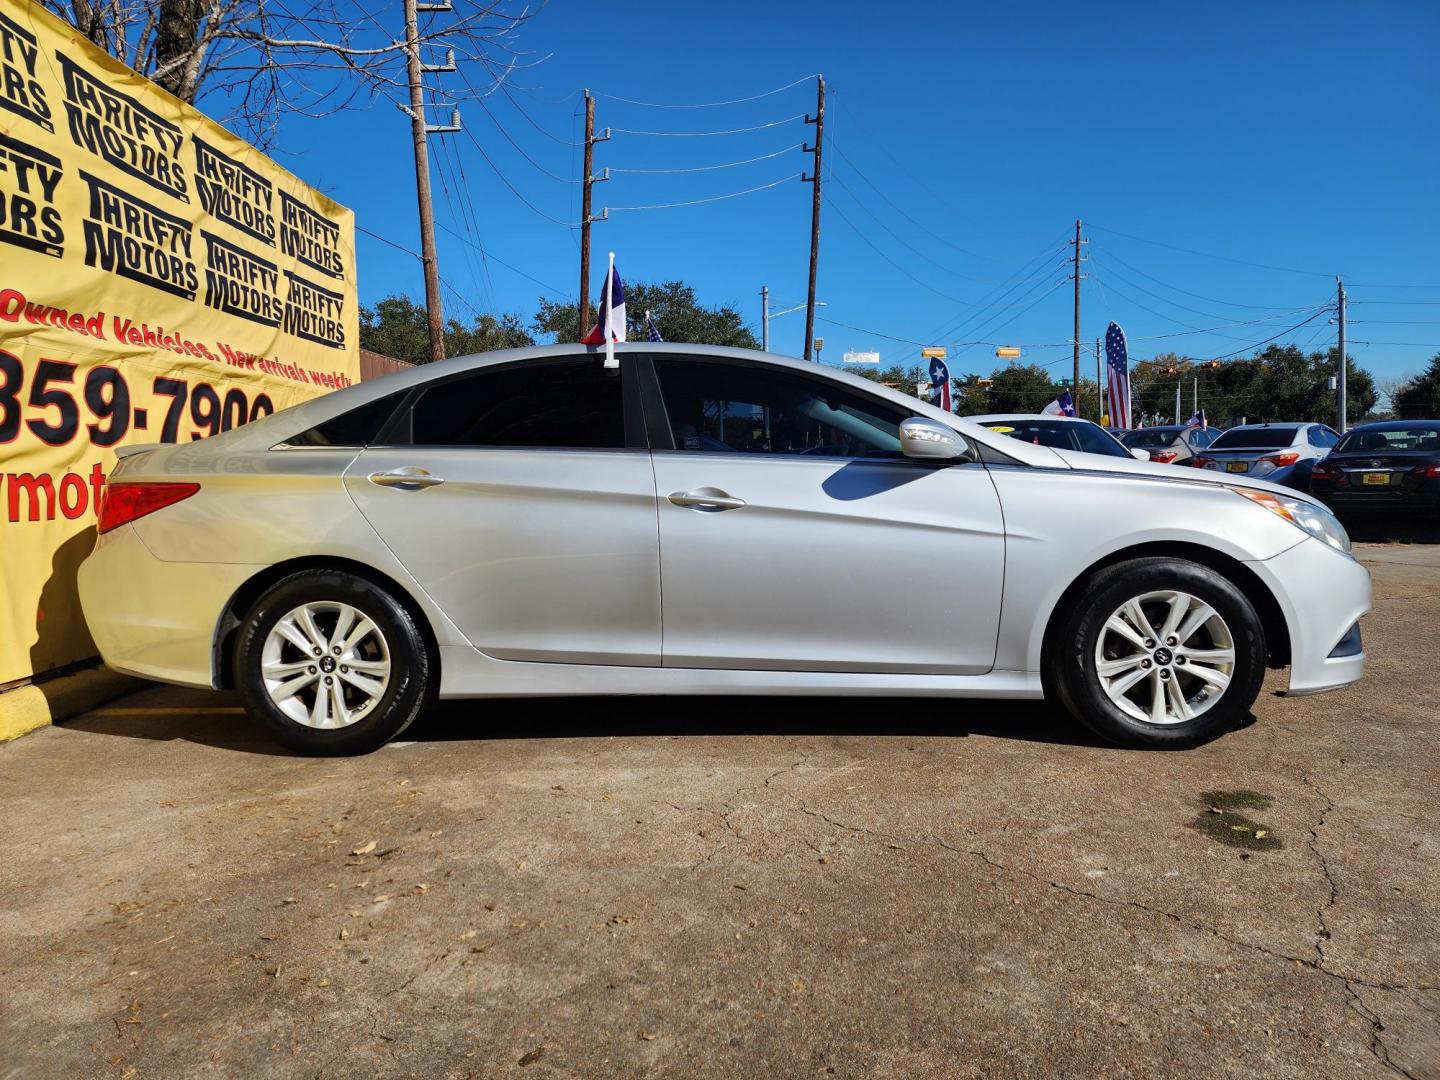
xmin=1118 ymin=424 xmax=1222 ymax=465
xmin=1192 ymin=422 xmax=1340 ymax=490
xmin=1310 ymin=420 xmax=1440 ymax=519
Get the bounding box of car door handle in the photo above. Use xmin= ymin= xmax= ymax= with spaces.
xmin=668 ymin=488 xmax=746 ymax=511
xmin=369 ymin=467 xmax=445 ymax=489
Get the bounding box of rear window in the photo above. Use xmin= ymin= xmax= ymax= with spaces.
xmin=1120 ymin=429 xmax=1180 ymax=449
xmin=1208 ymin=427 xmax=1298 ymax=450
xmin=981 ymin=420 xmax=1130 ymax=458
xmin=288 ymin=390 xmax=409 ymax=447
xmin=1334 ymin=426 xmax=1440 ymax=454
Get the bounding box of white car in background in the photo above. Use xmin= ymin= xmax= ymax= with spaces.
xmin=969 ymin=414 xmax=1151 ymax=460
xmin=79 ymin=345 xmax=1368 ymax=755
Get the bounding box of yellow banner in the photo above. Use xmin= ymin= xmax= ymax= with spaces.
xmin=0 ymin=0 xmax=359 ymax=684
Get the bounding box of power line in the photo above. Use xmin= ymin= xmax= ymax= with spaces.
xmin=823 ymin=193 xmax=980 ymax=307
xmin=592 ymin=74 xmax=820 ymax=109
xmin=1088 ymin=242 xmax=1308 ymax=311
xmin=605 ymin=173 xmax=800 ymax=212
xmin=609 ymin=142 xmax=804 ymax=174
xmin=434 ymin=221 xmax=570 ymax=295
xmin=457 ymin=120 xmax=580 ymax=227
xmin=610 ymin=114 xmax=805 ymax=137
xmin=1087 ymin=222 xmax=1338 ymax=279
xmin=828 ymin=172 xmax=992 ymax=284
xmin=1209 ymin=307 xmax=1335 ymax=360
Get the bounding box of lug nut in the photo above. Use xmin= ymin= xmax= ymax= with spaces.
xmin=1159 ymin=668 xmax=1171 ymax=680
xmin=340 ymin=665 xmax=349 ymax=674
xmin=1166 ymin=635 xmax=1178 ymax=646
xmin=308 ymin=666 xmax=317 ymax=675
xmin=1141 ymin=659 xmax=1152 ymax=669
xmin=324 ymin=676 xmax=333 ymax=685
xmin=313 ymin=647 xmax=322 ymax=656
xmin=1175 ymin=656 xmax=1187 ymax=666
xmin=333 ymin=646 xmax=342 ymax=654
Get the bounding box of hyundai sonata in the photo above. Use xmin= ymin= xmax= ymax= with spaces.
xmin=78 ymin=344 xmax=1369 ymax=754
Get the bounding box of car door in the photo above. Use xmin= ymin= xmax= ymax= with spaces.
xmin=642 ymin=355 xmax=1006 ymax=675
xmin=345 ymin=356 xmax=661 ymax=666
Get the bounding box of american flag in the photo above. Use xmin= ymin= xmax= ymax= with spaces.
xmin=1105 ymin=322 xmax=1131 ymax=429
xmin=645 ymin=310 xmax=663 ymax=342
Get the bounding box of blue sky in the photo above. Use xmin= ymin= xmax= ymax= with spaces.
xmin=260 ymin=0 xmax=1440 ymax=382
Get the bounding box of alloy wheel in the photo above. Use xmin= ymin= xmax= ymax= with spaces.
xmin=1093 ymin=589 xmax=1235 ymax=726
xmin=260 ymin=602 xmax=392 ymax=729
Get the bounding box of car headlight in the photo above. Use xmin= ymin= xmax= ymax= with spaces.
xmin=1230 ymin=487 xmax=1352 ymax=555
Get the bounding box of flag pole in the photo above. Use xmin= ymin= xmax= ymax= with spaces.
xmin=603 ymin=251 xmax=617 ymax=370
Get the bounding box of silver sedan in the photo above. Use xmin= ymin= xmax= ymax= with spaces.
xmin=78 ymin=344 xmax=1369 ymax=754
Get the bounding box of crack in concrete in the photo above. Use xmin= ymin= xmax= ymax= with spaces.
xmin=1300 ymin=774 xmax=1340 ymax=966
xmin=1344 ymin=984 xmax=1422 ymax=1080
xmin=790 ymin=800 xmax=1438 ymax=997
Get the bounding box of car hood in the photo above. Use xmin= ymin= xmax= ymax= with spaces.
xmin=1046 ymin=447 xmax=1328 ymax=506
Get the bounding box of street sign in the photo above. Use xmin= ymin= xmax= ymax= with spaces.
xmin=995 ymin=346 xmax=1021 ymax=358
xmin=843 ymin=351 xmax=881 ymax=365
xmin=813 ymin=338 xmax=825 ymax=352
xmin=921 ymin=347 xmax=946 ymax=359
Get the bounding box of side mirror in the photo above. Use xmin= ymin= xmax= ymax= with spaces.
xmin=900 ymin=419 xmax=969 ymax=461
xmin=1131 ymin=448 xmax=1152 ymax=461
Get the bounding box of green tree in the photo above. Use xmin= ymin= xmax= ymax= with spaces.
xmin=984 ymin=362 xmax=1059 ymax=414
xmin=533 ymin=281 xmax=758 ymax=349
xmin=1391 ymin=354 xmax=1440 ymax=419
xmin=359 ymin=295 xmax=533 ymax=365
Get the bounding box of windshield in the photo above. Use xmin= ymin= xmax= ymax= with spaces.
xmin=1209 ymin=427 xmax=1298 ymax=450
xmin=980 ymin=420 xmax=1131 ymax=458
xmin=1334 ymin=426 xmax=1440 ymax=454
xmin=1120 ymin=429 xmax=1180 ymax=449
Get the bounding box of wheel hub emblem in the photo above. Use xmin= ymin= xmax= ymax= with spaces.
xmin=320 ymin=656 xmax=337 ymax=673
xmin=1152 ymin=647 xmax=1173 ymax=666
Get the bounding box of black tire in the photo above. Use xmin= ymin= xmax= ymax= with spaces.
xmin=235 ymin=569 xmax=430 ymax=755
xmin=1045 ymin=557 xmax=1267 ymax=749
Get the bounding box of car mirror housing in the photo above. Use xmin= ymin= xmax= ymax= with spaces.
xmin=899 ymin=419 xmax=970 ymax=461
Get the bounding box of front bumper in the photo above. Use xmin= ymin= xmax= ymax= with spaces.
xmin=77 ymin=525 xmax=264 ymax=688
xmin=1248 ymin=536 xmax=1371 ymax=696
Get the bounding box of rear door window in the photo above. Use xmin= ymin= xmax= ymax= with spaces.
xmin=408 ymin=358 xmax=625 ymax=449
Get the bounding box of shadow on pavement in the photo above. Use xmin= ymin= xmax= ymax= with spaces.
xmin=1342 ymin=516 xmax=1440 ymax=544
xmin=60 ymin=692 xmax=1160 ymax=755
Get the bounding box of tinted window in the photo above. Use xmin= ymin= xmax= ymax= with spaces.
xmin=410 ymin=359 xmax=624 ymax=448
xmin=981 ymin=419 xmax=1131 ymax=458
xmin=1209 ymin=426 xmax=1299 ymax=450
xmin=289 ymin=389 xmax=410 ymax=447
xmin=1121 ymin=429 xmax=1181 ymax=449
xmin=1334 ymin=425 xmax=1440 ymax=454
xmin=654 ymin=359 xmax=912 ymax=458
xmin=1191 ymin=428 xmax=1218 ymax=448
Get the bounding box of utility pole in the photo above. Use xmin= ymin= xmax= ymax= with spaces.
xmin=1071 ymin=219 xmax=1084 ymax=405
xmin=401 ymin=0 xmax=459 ymax=362
xmin=760 ymin=286 xmax=770 ymax=352
xmin=802 ymin=76 xmax=825 ymax=361
xmin=1336 ymin=278 xmax=1348 ymax=432
xmin=1095 ymin=338 xmax=1102 ymax=425
xmin=578 ymin=94 xmax=610 ymax=341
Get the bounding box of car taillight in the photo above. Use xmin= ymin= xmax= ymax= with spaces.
xmin=1149 ymin=450 xmax=1179 ymax=464
xmin=1258 ymin=452 xmax=1300 ymax=467
xmin=1409 ymin=463 xmax=1440 ymax=480
xmin=1311 ymin=463 xmax=1347 ymax=485
xmin=96 ymin=482 xmax=200 ymax=534
xmin=1193 ymin=456 xmax=1214 ymax=468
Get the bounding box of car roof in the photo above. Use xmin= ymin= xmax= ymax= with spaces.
xmin=1348 ymin=419 xmax=1440 ymax=430
xmin=969 ymin=413 xmax=1096 ymax=424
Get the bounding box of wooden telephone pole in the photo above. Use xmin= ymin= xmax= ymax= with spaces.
xmin=578 ymin=92 xmax=610 ymax=340
xmin=401 ymin=0 xmax=459 ymax=362
xmin=802 ymin=76 xmax=825 ymax=361
xmin=1336 ymin=278 xmax=1348 ymax=432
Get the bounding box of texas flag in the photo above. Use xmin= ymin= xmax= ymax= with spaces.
xmin=582 ymin=254 xmax=625 ymax=368
xmin=1042 ymin=389 xmax=1076 ymax=417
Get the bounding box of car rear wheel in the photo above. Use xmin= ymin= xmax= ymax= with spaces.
xmin=236 ymin=570 xmax=430 ymax=755
xmin=1047 ymin=557 xmax=1267 ymax=748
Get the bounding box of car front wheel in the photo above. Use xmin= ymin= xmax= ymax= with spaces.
xmin=236 ymin=569 xmax=430 ymax=755
xmin=1048 ymin=557 xmax=1267 ymax=748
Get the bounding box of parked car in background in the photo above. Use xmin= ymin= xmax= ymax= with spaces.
xmin=1309 ymin=420 xmax=1440 ymax=519
xmin=77 ymin=344 xmax=1368 ymax=755
xmin=1119 ymin=424 xmax=1222 ymax=465
xmin=1192 ymin=423 xmax=1339 ymax=490
xmin=971 ymin=414 xmax=1148 ymax=460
